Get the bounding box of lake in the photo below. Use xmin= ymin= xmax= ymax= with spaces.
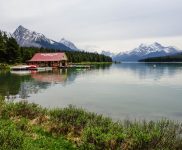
xmin=1 ymin=63 xmax=182 ymax=121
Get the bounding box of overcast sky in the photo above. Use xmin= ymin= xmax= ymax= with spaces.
xmin=1 ymin=0 xmax=182 ymax=53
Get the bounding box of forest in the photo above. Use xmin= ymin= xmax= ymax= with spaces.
xmin=139 ymin=53 xmax=182 ymax=62
xmin=0 ymin=31 xmax=112 ymax=64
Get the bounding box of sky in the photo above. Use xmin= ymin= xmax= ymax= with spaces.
xmin=1 ymin=0 xmax=182 ymax=53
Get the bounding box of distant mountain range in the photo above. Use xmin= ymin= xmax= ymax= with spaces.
xmin=59 ymin=38 xmax=79 ymax=50
xmin=2 ymin=25 xmax=181 ymax=61
xmin=102 ymin=42 xmax=181 ymax=62
xmin=12 ymin=25 xmax=79 ymax=51
xmin=101 ymin=51 xmax=116 ymax=58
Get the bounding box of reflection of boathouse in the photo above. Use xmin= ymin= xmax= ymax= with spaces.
xmin=28 ymin=53 xmax=68 ymax=67
xmin=31 ymin=70 xmax=67 ymax=83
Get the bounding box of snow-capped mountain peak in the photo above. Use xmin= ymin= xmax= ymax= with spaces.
xmin=12 ymin=25 xmax=77 ymax=51
xmin=130 ymin=42 xmax=180 ymax=55
xmin=113 ymin=42 xmax=181 ymax=62
xmin=13 ymin=25 xmax=54 ymax=47
xmin=16 ymin=25 xmax=26 ymax=32
xmin=101 ymin=51 xmax=116 ymax=57
xmin=149 ymin=42 xmax=163 ymax=51
xmin=59 ymin=38 xmax=79 ymax=50
xmin=138 ymin=43 xmax=148 ymax=48
xmin=0 ymin=30 xmax=12 ymax=38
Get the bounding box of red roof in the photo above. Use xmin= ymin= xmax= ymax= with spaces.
xmin=29 ymin=53 xmax=66 ymax=62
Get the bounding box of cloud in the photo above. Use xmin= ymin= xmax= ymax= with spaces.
xmin=0 ymin=0 xmax=182 ymax=52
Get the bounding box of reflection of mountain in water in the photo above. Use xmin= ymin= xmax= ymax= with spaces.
xmin=0 ymin=64 xmax=112 ymax=100
xmin=116 ymin=63 xmax=182 ymax=80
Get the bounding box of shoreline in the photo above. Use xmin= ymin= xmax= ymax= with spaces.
xmin=0 ymin=97 xmax=182 ymax=149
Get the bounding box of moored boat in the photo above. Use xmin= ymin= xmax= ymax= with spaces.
xmin=28 ymin=65 xmax=38 ymax=70
xmin=11 ymin=65 xmax=53 ymax=72
xmin=10 ymin=65 xmax=30 ymax=71
xmin=10 ymin=70 xmax=32 ymax=75
xmin=11 ymin=65 xmax=38 ymax=71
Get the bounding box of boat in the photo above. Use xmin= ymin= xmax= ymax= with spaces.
xmin=153 ymin=64 xmax=157 ymax=68
xmin=10 ymin=65 xmax=31 ymax=71
xmin=37 ymin=67 xmax=52 ymax=72
xmin=10 ymin=70 xmax=32 ymax=75
xmin=11 ymin=65 xmax=53 ymax=72
xmin=28 ymin=65 xmax=37 ymax=70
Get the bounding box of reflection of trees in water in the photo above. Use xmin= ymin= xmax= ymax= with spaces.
xmin=0 ymin=64 xmax=112 ymax=100
xmin=0 ymin=71 xmax=57 ymax=100
xmin=19 ymin=64 xmax=112 ymax=96
xmin=0 ymin=71 xmax=32 ymax=97
xmin=15 ymin=70 xmax=66 ymax=99
xmin=19 ymin=81 xmax=50 ymax=99
xmin=66 ymin=64 xmax=112 ymax=83
xmin=116 ymin=63 xmax=182 ymax=80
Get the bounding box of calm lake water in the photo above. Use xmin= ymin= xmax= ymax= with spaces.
xmin=1 ymin=63 xmax=182 ymax=121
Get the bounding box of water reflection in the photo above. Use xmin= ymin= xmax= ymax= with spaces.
xmin=0 ymin=64 xmax=112 ymax=100
xmin=1 ymin=63 xmax=182 ymax=100
xmin=1 ymin=63 xmax=182 ymax=121
xmin=0 ymin=71 xmax=32 ymax=97
xmin=31 ymin=69 xmax=67 ymax=83
xmin=116 ymin=63 xmax=182 ymax=80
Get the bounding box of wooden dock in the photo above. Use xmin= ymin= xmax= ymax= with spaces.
xmin=60 ymin=65 xmax=91 ymax=69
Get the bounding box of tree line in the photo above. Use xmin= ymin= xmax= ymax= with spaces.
xmin=0 ymin=31 xmax=20 ymax=63
xmin=65 ymin=51 xmax=112 ymax=62
xmin=139 ymin=53 xmax=182 ymax=62
xmin=0 ymin=31 xmax=112 ymax=64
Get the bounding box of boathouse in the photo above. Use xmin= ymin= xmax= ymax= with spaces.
xmin=28 ymin=53 xmax=68 ymax=67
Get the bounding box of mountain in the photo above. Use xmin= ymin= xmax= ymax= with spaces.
xmin=12 ymin=25 xmax=76 ymax=51
xmin=113 ymin=42 xmax=181 ymax=62
xmin=59 ymin=38 xmax=79 ymax=50
xmin=101 ymin=51 xmax=116 ymax=58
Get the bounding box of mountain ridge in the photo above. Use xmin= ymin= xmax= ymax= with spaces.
xmin=12 ymin=25 xmax=78 ymax=51
xmin=111 ymin=42 xmax=181 ymax=62
xmin=59 ymin=38 xmax=79 ymax=50
xmin=3 ymin=26 xmax=181 ymax=60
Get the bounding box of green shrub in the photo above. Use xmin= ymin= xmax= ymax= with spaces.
xmin=0 ymin=100 xmax=182 ymax=149
xmin=23 ymin=136 xmax=76 ymax=150
xmin=0 ymin=120 xmax=24 ymax=150
xmin=81 ymin=126 xmax=125 ymax=150
xmin=50 ymin=105 xmax=90 ymax=126
xmin=2 ymin=100 xmax=46 ymax=120
xmin=49 ymin=105 xmax=182 ymax=149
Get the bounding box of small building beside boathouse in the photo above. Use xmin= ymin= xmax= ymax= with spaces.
xmin=28 ymin=53 xmax=68 ymax=67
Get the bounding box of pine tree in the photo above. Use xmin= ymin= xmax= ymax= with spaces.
xmin=0 ymin=31 xmax=7 ymax=62
xmin=6 ymin=37 xmax=20 ymax=63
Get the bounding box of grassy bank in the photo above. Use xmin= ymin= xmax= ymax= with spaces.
xmin=0 ymin=97 xmax=182 ymax=149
